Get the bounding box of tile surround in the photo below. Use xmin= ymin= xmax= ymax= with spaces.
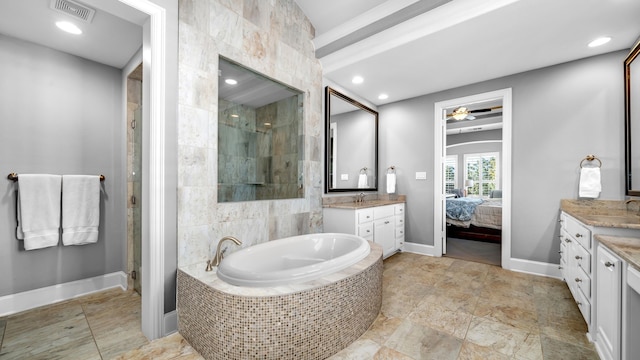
xmin=177 ymin=244 xmax=383 ymax=360
xmin=178 ymin=0 xmax=323 ymax=268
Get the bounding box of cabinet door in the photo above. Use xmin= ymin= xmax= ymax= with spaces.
xmin=596 ymin=245 xmax=622 ymax=360
xmin=374 ymin=217 xmax=395 ymax=257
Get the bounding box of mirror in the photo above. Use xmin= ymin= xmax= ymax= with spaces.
xmin=325 ymin=86 xmax=378 ymax=192
xmin=218 ymin=57 xmax=304 ymax=202
xmin=626 ymin=39 xmax=640 ymax=196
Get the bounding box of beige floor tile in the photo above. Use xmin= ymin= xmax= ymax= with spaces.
xmin=114 ymin=332 xmax=204 ymax=360
xmin=385 ymin=319 xmax=462 ymax=360
xmin=373 ymin=346 xmax=414 ymax=359
xmin=474 ymin=293 xmax=539 ymax=333
xmin=465 ymin=316 xmax=537 ymax=357
xmin=359 ymin=313 xmax=404 ymax=346
xmin=407 ymin=300 xmax=473 ymax=339
xmin=328 ymin=338 xmax=381 ymax=360
xmin=81 ymin=289 xmax=149 ymax=359
xmin=458 ymin=340 xmax=510 ymax=360
xmin=0 ymin=302 xmax=101 ymax=360
xmin=540 ymin=334 xmax=599 ymax=360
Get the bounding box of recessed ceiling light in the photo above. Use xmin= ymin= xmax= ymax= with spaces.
xmin=56 ymin=21 xmax=82 ymax=35
xmin=378 ymin=94 xmax=389 ymax=100
xmin=231 ymin=114 xmax=239 ymax=118
xmin=225 ymin=78 xmax=238 ymax=85
xmin=588 ymin=36 xmax=611 ymax=47
xmin=352 ymin=76 xmax=364 ymax=84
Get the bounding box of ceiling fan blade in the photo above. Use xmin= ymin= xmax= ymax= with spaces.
xmin=469 ymin=105 xmax=503 ymax=113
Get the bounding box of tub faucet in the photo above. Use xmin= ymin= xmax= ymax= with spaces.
xmin=625 ymin=199 xmax=640 ymax=211
xmin=206 ymin=236 xmax=242 ymax=271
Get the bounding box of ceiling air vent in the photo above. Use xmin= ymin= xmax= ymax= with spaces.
xmin=50 ymin=0 xmax=96 ymax=23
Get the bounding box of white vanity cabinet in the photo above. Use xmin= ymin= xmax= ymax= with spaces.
xmin=595 ymin=245 xmax=622 ymax=360
xmin=324 ymin=203 xmax=405 ymax=258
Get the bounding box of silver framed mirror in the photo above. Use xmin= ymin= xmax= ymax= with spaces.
xmin=325 ymin=86 xmax=378 ymax=193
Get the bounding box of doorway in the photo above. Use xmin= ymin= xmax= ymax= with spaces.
xmin=433 ymin=89 xmax=512 ymax=269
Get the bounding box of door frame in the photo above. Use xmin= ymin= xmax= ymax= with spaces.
xmin=432 ymin=88 xmax=512 ymax=269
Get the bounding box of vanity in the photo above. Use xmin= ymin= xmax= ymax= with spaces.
xmin=323 ymin=196 xmax=405 ymax=258
xmin=560 ymin=199 xmax=640 ymax=360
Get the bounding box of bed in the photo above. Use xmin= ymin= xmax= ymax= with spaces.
xmin=446 ymin=197 xmax=502 ymax=243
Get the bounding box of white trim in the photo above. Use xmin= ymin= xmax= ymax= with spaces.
xmin=446 ymin=140 xmax=502 ymax=149
xmin=118 ymin=0 xmax=166 ymax=340
xmin=402 ymin=242 xmax=437 ymax=256
xmin=510 ymin=258 xmax=563 ymax=279
xmin=0 ymin=272 xmax=127 ymax=317
xmin=433 ymin=88 xmax=512 ymax=269
xmin=163 ymin=310 xmax=178 ymax=335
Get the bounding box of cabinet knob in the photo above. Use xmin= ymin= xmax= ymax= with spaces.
xmin=558 ymin=266 xmax=563 ymax=269
xmin=366 ymin=230 xmax=371 ymax=233
xmin=558 ymin=219 xmax=563 ymax=223
xmin=384 ymin=221 xmax=390 ymax=224
xmin=577 ymin=301 xmax=582 ymax=306
xmin=575 ymin=278 xmax=582 ymax=283
xmin=558 ymin=251 xmax=563 ymax=254
xmin=564 ymin=239 xmax=572 ymax=243
xmin=605 ymin=261 xmax=615 ymax=268
xmin=575 ymin=255 xmax=582 ymax=260
xmin=575 ymin=233 xmax=583 ymax=238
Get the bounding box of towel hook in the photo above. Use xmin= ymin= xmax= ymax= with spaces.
xmin=579 ymin=155 xmax=602 ymax=168
xmin=387 ymin=166 xmax=396 ymax=174
xmin=359 ymin=167 xmax=368 ymax=174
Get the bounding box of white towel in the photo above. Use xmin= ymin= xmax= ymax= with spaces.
xmin=62 ymin=175 xmax=100 ymax=246
xmin=579 ymin=167 xmax=601 ymax=198
xmin=358 ymin=173 xmax=368 ymax=188
xmin=17 ymin=174 xmax=62 ymax=250
xmin=387 ymin=173 xmax=396 ymax=194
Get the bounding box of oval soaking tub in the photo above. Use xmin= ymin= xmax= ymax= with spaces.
xmin=217 ymin=233 xmax=371 ymax=287
xmin=177 ymin=234 xmax=383 ymax=360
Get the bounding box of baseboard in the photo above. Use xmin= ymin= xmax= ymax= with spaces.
xmin=403 ymin=242 xmax=437 ymax=256
xmin=164 ymin=310 xmax=178 ymax=336
xmin=0 ymin=271 xmax=128 ymax=316
xmin=510 ymin=258 xmax=562 ymax=279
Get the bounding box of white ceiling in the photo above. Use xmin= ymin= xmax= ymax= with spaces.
xmin=0 ymin=0 xmax=145 ymax=69
xmin=295 ymin=0 xmax=640 ymax=106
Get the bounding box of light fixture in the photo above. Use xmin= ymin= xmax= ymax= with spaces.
xmin=452 ymin=107 xmax=469 ymax=120
xmin=231 ymin=114 xmax=239 ymax=118
xmin=352 ymin=76 xmax=364 ymax=84
xmin=55 ymin=21 xmax=82 ymax=35
xmin=225 ymin=78 xmax=238 ymax=85
xmin=264 ymin=122 xmax=272 ymax=126
xmin=588 ymin=36 xmax=611 ymax=48
xmin=378 ymin=93 xmax=389 ymax=100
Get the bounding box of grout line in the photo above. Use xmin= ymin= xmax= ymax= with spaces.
xmin=80 ymin=302 xmax=104 ymax=360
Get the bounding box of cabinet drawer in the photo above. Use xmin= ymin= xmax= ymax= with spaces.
xmin=574 ymin=266 xmax=591 ymax=298
xmin=357 ymin=209 xmax=374 ymax=224
xmin=395 ymin=215 xmax=404 ymax=227
xmin=394 ymin=204 xmax=405 ymax=215
xmin=560 ymin=241 xmax=567 ymax=266
xmin=358 ymin=223 xmax=373 ymax=238
xmin=574 ymin=244 xmax=591 ymax=273
xmin=565 ymin=215 xmax=591 ymax=249
xmin=374 ymin=205 xmax=394 ymax=219
xmin=395 ymin=227 xmax=404 ymax=238
xmin=575 ymin=285 xmax=591 ymax=325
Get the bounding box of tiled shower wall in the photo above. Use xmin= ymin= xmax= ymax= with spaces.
xmin=178 ymin=0 xmax=323 ymax=267
xmin=218 ymin=96 xmax=303 ymax=202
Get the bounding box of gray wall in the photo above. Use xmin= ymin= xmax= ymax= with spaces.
xmin=332 ymin=110 xmax=376 ymax=188
xmin=378 ymin=50 xmax=626 ymax=263
xmin=0 ymin=34 xmax=126 ymax=296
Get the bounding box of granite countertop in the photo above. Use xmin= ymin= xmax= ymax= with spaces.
xmin=560 ymin=199 xmax=640 ymax=230
xmin=595 ymin=235 xmax=640 ymax=272
xmin=323 ymin=199 xmax=405 ymax=209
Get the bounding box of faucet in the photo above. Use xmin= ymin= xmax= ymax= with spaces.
xmin=355 ymin=192 xmax=366 ymax=203
xmin=206 ymin=236 xmax=242 ymax=271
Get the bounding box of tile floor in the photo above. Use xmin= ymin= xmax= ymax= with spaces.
xmin=0 ymin=252 xmax=599 ymax=359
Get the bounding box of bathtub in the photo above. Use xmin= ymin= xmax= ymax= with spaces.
xmin=177 ymin=234 xmax=383 ymax=360
xmin=217 ymin=233 xmax=371 ymax=287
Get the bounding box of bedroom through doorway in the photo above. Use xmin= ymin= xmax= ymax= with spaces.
xmin=433 ymin=89 xmax=512 ymax=268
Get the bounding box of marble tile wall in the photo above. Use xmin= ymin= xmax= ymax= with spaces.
xmin=126 ymin=75 xmax=142 ymax=292
xmin=178 ymin=0 xmax=323 ymax=267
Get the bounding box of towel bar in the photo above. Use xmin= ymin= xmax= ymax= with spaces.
xmin=7 ymin=173 xmax=105 ymax=181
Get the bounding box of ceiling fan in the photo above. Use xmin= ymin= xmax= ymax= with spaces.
xmin=446 ymin=105 xmax=503 ymax=120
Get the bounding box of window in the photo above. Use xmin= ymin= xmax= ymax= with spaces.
xmin=445 ymin=155 xmax=458 ymax=193
xmin=464 ymin=152 xmax=499 ymax=197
